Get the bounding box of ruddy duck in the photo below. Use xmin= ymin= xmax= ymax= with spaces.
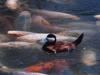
xmin=42 ymin=33 xmax=84 ymax=53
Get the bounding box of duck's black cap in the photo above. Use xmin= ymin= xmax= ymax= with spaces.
xmin=47 ymin=33 xmax=56 ymax=38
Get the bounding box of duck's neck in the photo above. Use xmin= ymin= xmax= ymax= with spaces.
xmin=45 ymin=42 xmax=55 ymax=46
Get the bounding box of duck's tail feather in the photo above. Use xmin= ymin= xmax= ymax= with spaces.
xmin=73 ymin=33 xmax=84 ymax=46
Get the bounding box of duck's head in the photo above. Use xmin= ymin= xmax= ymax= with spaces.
xmin=39 ymin=33 xmax=56 ymax=45
xmin=46 ymin=33 xmax=56 ymax=44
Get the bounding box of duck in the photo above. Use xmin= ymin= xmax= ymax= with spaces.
xmin=42 ymin=33 xmax=84 ymax=53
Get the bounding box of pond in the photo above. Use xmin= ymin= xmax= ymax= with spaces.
xmin=0 ymin=0 xmax=100 ymax=75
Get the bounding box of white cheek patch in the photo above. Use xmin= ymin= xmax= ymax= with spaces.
xmin=39 ymin=37 xmax=55 ymax=44
xmin=46 ymin=38 xmax=55 ymax=41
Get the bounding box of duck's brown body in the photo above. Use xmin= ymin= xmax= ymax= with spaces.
xmin=44 ymin=42 xmax=75 ymax=53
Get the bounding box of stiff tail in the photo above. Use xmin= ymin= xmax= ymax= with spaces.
xmin=73 ymin=33 xmax=84 ymax=46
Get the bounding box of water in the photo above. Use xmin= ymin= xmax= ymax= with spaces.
xmin=0 ymin=0 xmax=100 ymax=75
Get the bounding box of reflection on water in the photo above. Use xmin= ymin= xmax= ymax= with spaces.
xmin=0 ymin=0 xmax=100 ymax=75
